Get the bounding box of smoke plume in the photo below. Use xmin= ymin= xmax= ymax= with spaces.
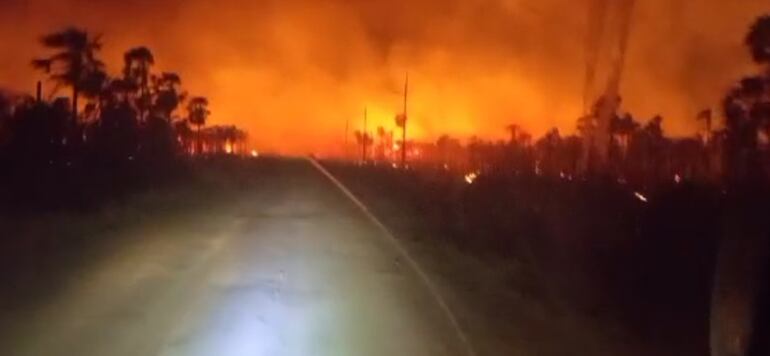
xmin=0 ymin=0 xmax=768 ymax=154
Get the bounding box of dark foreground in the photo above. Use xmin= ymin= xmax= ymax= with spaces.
xmin=0 ymin=158 xmax=466 ymax=356
xmin=4 ymin=157 xmax=758 ymax=356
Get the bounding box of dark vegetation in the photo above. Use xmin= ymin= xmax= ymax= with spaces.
xmin=0 ymin=12 xmax=769 ymax=356
xmin=330 ymin=14 xmax=770 ymax=356
xmin=326 ymin=163 xmax=725 ymax=355
xmin=0 ymin=27 xmax=254 ymax=305
xmin=0 ymin=27 xmax=247 ymax=214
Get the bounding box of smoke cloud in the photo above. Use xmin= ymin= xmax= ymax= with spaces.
xmin=0 ymin=0 xmax=768 ymax=154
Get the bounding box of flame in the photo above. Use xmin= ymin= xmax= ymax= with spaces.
xmin=0 ymin=0 xmax=766 ymax=155
xmin=464 ymin=171 xmax=479 ymax=184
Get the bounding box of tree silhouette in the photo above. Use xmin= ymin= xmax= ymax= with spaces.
xmin=0 ymin=26 xmax=248 ymax=182
xmin=199 ymin=125 xmax=248 ymax=154
xmin=4 ymin=97 xmax=70 ymax=166
xmin=123 ymin=47 xmax=155 ymax=121
xmin=535 ymin=128 xmax=562 ymax=176
xmin=505 ymin=124 xmax=522 ymax=144
xmin=608 ymin=113 xmax=639 ymax=175
xmin=746 ymin=15 xmax=770 ymax=66
xmin=610 ymin=113 xmax=639 ymax=151
xmin=436 ymin=134 xmax=462 ymax=169
xmin=174 ymin=119 xmax=194 ymax=154
xmin=31 ymin=27 xmax=105 ymax=124
xmin=152 ymin=72 xmax=185 ymax=123
xmin=186 ymin=97 xmax=209 ymax=154
xmin=92 ymin=96 xmax=139 ymax=164
xmin=717 ymin=16 xmax=770 ymax=184
xmin=630 ymin=115 xmax=667 ymax=183
xmin=354 ymin=130 xmax=373 ymax=162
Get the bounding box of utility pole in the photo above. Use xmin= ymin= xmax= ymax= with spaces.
xmin=344 ymin=117 xmax=349 ymax=160
xmin=36 ymin=81 xmax=42 ymax=102
xmin=362 ymin=107 xmax=368 ymax=163
xmin=401 ymin=73 xmax=409 ymax=168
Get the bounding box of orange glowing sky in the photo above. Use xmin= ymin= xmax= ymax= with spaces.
xmin=1 ymin=0 xmax=769 ymax=154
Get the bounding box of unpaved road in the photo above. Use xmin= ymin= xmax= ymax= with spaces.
xmin=0 ymin=158 xmax=468 ymax=356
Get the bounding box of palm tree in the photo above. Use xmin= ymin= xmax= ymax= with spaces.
xmin=640 ymin=115 xmax=666 ymax=180
xmin=123 ymin=47 xmax=155 ymax=121
xmin=174 ymin=119 xmax=194 ymax=154
xmin=609 ymin=113 xmax=639 ymax=175
xmin=746 ymin=15 xmax=770 ymax=68
xmin=611 ymin=113 xmax=639 ymax=149
xmin=104 ymin=78 xmax=136 ymax=105
xmin=505 ymin=124 xmax=520 ymax=144
xmin=204 ymin=125 xmax=248 ymax=154
xmin=31 ymin=27 xmax=105 ymax=124
xmin=710 ymin=21 xmax=770 ymax=356
xmin=719 ymin=15 xmax=770 ymax=184
xmin=354 ymin=130 xmax=372 ymax=162
xmin=186 ymin=96 xmax=209 ymax=154
xmin=535 ymin=128 xmax=562 ymax=176
xmin=152 ymin=72 xmax=185 ymax=123
xmin=723 ymin=76 xmax=767 ymax=183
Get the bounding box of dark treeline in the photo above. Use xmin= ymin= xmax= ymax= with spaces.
xmin=0 ymin=27 xmax=248 ymax=212
xmin=357 ymin=15 xmax=770 ymax=195
xmin=339 ymin=14 xmax=770 ymax=356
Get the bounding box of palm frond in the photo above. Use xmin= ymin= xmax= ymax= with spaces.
xmin=90 ymin=34 xmax=104 ymax=50
xmin=50 ymin=51 xmax=74 ymax=63
xmin=31 ymin=58 xmax=52 ymax=72
xmin=40 ymin=27 xmax=88 ymax=49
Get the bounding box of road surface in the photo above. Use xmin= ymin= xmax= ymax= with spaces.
xmin=0 ymin=158 xmax=468 ymax=356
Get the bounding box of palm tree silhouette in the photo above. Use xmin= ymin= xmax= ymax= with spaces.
xmin=123 ymin=47 xmax=155 ymax=122
xmin=710 ymin=18 xmax=770 ymax=356
xmin=186 ymin=96 xmax=209 ymax=154
xmin=746 ymin=15 xmax=770 ymax=66
xmin=720 ymin=15 xmax=770 ymax=184
xmin=152 ymin=72 xmax=185 ymax=123
xmin=31 ymin=27 xmax=105 ymax=125
xmin=612 ymin=114 xmax=639 ymax=146
xmin=505 ymin=124 xmax=520 ymax=144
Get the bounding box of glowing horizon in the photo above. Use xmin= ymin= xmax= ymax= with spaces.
xmin=1 ymin=0 xmax=769 ymax=155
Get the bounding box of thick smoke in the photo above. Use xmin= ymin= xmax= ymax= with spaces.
xmin=0 ymin=0 xmax=768 ymax=154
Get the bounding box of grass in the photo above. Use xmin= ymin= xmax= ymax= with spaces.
xmin=322 ymin=160 xmax=724 ymax=356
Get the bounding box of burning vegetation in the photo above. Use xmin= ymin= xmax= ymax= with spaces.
xmin=0 ymin=28 xmax=249 ymax=165
xmin=330 ymin=13 xmax=770 ymax=356
xmin=345 ymin=14 xmax=770 ymax=192
xmin=1 ymin=3 xmax=770 ymax=356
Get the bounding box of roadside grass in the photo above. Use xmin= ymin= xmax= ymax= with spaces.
xmin=323 ymin=160 xmax=721 ymax=356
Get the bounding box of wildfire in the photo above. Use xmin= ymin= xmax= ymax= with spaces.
xmin=464 ymin=172 xmax=479 ymax=185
